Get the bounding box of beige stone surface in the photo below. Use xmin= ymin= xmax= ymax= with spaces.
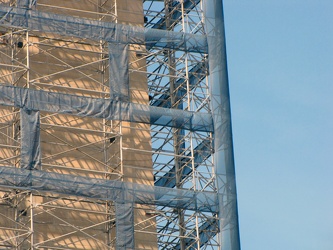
xmin=0 ymin=0 xmax=157 ymax=249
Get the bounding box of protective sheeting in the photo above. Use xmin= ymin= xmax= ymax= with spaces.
xmin=0 ymin=85 xmax=213 ymax=132
xmin=0 ymin=1 xmax=242 ymax=248
xmin=0 ymin=5 xmax=208 ymax=53
xmin=116 ymin=203 xmax=135 ymax=249
xmin=204 ymin=0 xmax=241 ymax=249
xmin=17 ymin=0 xmax=36 ymax=8
xmin=0 ymin=166 xmax=218 ymax=213
xmin=20 ymin=109 xmax=41 ymax=170
xmin=109 ymin=43 xmax=129 ymax=102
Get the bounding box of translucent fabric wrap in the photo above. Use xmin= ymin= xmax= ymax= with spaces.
xmin=20 ymin=109 xmax=41 ymax=170
xmin=0 ymin=165 xmax=218 ymax=249
xmin=17 ymin=0 xmax=36 ymax=8
xmin=0 ymin=6 xmax=207 ymax=53
xmin=0 ymin=166 xmax=218 ymax=213
xmin=0 ymin=85 xmax=213 ymax=132
xmin=204 ymin=0 xmax=242 ymax=249
xmin=0 ymin=1 xmax=241 ymax=249
xmin=116 ymin=202 xmax=134 ymax=249
xmin=109 ymin=43 xmax=130 ymax=101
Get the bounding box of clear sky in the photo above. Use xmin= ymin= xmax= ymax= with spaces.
xmin=223 ymin=1 xmax=333 ymax=249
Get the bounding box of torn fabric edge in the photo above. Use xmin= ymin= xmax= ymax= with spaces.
xmin=0 ymin=85 xmax=213 ymax=132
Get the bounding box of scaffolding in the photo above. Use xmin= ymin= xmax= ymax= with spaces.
xmin=0 ymin=0 xmax=240 ymax=249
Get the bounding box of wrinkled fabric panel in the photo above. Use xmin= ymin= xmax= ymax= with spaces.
xmin=116 ymin=202 xmax=134 ymax=249
xmin=109 ymin=43 xmax=129 ymax=101
xmin=0 ymin=5 xmax=207 ymax=53
xmin=20 ymin=109 xmax=41 ymax=170
xmin=17 ymin=0 xmax=36 ymax=8
xmin=0 ymin=85 xmax=213 ymax=132
xmin=0 ymin=166 xmax=218 ymax=213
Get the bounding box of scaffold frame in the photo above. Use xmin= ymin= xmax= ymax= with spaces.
xmin=0 ymin=0 xmax=241 ymax=249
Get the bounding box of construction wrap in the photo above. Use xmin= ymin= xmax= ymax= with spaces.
xmin=109 ymin=43 xmax=130 ymax=102
xmin=17 ymin=0 xmax=36 ymax=8
xmin=0 ymin=166 xmax=218 ymax=213
xmin=116 ymin=202 xmax=134 ymax=249
xmin=0 ymin=5 xmax=208 ymax=53
xmin=205 ymin=0 xmax=241 ymax=249
xmin=0 ymin=85 xmax=213 ymax=132
xmin=0 ymin=1 xmax=241 ymax=248
xmin=20 ymin=109 xmax=41 ymax=170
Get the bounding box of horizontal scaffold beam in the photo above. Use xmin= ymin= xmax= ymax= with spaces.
xmin=0 ymin=5 xmax=208 ymax=53
xmin=0 ymin=84 xmax=213 ymax=132
xmin=0 ymin=166 xmax=218 ymax=213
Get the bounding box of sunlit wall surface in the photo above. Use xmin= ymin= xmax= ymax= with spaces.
xmin=0 ymin=0 xmax=240 ymax=249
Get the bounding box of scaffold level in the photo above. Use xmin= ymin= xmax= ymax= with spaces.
xmin=0 ymin=0 xmax=241 ymax=249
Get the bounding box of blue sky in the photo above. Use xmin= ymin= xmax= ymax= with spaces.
xmin=223 ymin=1 xmax=333 ymax=249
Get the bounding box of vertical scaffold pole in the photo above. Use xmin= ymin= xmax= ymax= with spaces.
xmin=204 ymin=0 xmax=241 ymax=250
